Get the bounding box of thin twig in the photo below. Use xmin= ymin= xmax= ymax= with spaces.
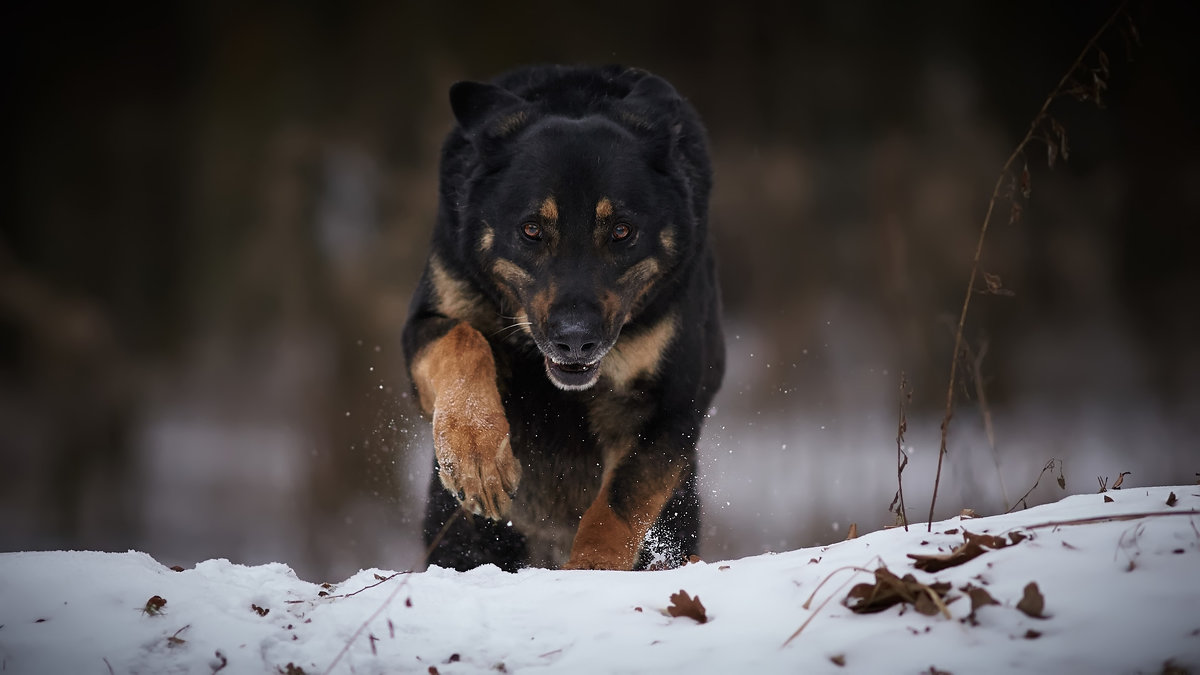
xmin=892 ymin=375 xmax=911 ymax=530
xmin=928 ymin=0 xmax=1131 ymax=530
xmin=322 ymin=507 xmax=466 ymax=675
xmin=1005 ymin=459 xmax=1062 ymax=514
xmin=964 ymin=338 xmax=1009 ymax=510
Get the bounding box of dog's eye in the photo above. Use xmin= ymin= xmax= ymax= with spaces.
xmin=611 ymin=222 xmax=633 ymax=242
xmin=522 ymin=222 xmax=542 ymax=240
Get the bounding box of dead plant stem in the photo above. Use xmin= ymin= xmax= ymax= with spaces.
xmin=928 ymin=0 xmax=1131 ymax=530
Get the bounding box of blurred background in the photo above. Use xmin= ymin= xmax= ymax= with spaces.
xmin=3 ymin=1 xmax=1197 ymax=581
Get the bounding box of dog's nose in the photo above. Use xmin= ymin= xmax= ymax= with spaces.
xmin=548 ymin=317 xmax=600 ymax=361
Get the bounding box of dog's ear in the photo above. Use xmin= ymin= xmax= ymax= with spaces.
xmin=449 ymin=81 xmax=526 ymax=134
xmin=617 ymin=74 xmax=684 ymax=171
xmin=623 ymin=73 xmax=680 ymax=111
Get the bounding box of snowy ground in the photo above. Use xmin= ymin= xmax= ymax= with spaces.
xmin=2 ymin=486 xmax=1198 ymax=674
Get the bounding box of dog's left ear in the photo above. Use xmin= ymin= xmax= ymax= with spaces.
xmin=449 ymin=81 xmax=527 ymax=135
xmin=618 ymin=74 xmax=684 ymax=170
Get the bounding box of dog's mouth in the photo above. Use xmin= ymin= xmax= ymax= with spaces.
xmin=544 ymin=356 xmax=604 ymax=391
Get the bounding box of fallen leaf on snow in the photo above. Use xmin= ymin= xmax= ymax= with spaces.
xmin=845 ymin=567 xmax=953 ymax=618
xmin=908 ymin=530 xmax=1012 ymax=572
xmin=667 ymin=590 xmax=708 ymax=624
xmin=1166 ymin=492 xmax=1177 ymax=507
xmin=830 ymin=654 xmax=846 ymax=667
xmin=960 ymin=584 xmax=999 ymax=625
xmin=142 ymin=595 xmax=167 ymax=616
xmin=1016 ymin=582 xmax=1047 ymax=618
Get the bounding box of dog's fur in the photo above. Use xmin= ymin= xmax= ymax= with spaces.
xmin=402 ymin=65 xmax=724 ymax=571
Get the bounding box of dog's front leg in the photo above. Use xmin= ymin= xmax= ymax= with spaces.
xmin=410 ymin=321 xmax=521 ymax=520
xmin=563 ymin=446 xmax=686 ymax=570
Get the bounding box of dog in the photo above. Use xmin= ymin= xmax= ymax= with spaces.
xmin=402 ymin=65 xmax=724 ymax=571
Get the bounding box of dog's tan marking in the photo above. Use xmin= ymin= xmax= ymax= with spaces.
xmin=617 ymin=258 xmax=661 ymax=288
xmin=539 ymin=197 xmax=558 ymax=223
xmin=659 ymin=228 xmax=677 ymax=257
xmin=595 ymin=197 xmax=613 ymax=220
xmin=479 ymin=225 xmax=494 ymax=253
xmin=529 ymin=284 xmax=556 ymax=328
xmin=600 ymin=313 xmax=677 ymax=390
xmin=492 ymin=258 xmax=534 ymax=288
xmin=430 ymin=255 xmax=494 ymax=329
xmin=600 ymin=290 xmax=624 ymax=329
xmin=563 ymin=464 xmax=682 ymax=570
xmin=411 ymin=322 xmax=520 ymax=520
xmin=493 ymin=110 xmax=529 ymax=138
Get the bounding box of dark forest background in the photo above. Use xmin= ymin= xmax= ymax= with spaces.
xmin=3 ymin=1 xmax=1198 ymax=581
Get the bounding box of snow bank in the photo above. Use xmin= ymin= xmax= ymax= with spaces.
xmin=2 ymin=486 xmax=1198 ymax=674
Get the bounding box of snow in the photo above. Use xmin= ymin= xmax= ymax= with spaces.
xmin=2 ymin=486 xmax=1198 ymax=674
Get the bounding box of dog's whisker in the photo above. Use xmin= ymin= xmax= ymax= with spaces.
xmin=492 ymin=322 xmax=532 ymax=338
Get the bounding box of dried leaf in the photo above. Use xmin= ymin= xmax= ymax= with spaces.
xmin=845 ymin=523 xmax=858 ymax=540
xmin=1112 ymin=471 xmax=1131 ymax=489
xmin=1104 ymin=495 xmax=1114 ymax=503
xmin=142 ymin=595 xmax=167 ymax=616
xmin=959 ymin=509 xmax=978 ymax=519
xmin=1024 ymin=629 xmax=1042 ymax=639
xmin=1056 ymin=473 xmax=1066 ymax=490
xmin=1016 ymin=582 xmax=1047 ymax=619
xmin=1008 ymin=532 xmax=1028 ymax=545
xmin=983 ymin=272 xmax=1015 ymax=297
xmin=667 ymin=590 xmax=708 ymax=624
xmin=170 ymin=565 xmax=185 ymax=572
xmin=1166 ymin=492 xmax=1177 ymax=507
xmin=845 ymin=567 xmax=952 ymax=618
xmin=909 ymin=530 xmax=1010 ymax=572
xmin=830 ymin=654 xmax=846 ymax=667
xmin=688 ymin=555 xmax=702 ymax=564
xmin=251 ymin=604 xmax=269 ymax=617
xmin=1009 ymin=200 xmax=1023 ymax=225
xmin=962 ymin=584 xmax=999 ymax=621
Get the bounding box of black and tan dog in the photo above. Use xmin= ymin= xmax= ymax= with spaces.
xmin=402 ymin=65 xmax=724 ymax=571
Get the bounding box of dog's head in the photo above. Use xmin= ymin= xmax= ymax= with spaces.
xmin=448 ymin=71 xmax=703 ymax=391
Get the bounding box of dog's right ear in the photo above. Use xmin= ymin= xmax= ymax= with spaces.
xmin=449 ymin=81 xmax=526 ymax=133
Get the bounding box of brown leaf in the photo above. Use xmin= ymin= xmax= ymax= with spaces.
xmin=845 ymin=523 xmax=858 ymax=540
xmin=909 ymin=530 xmax=1009 ymax=572
xmin=962 ymin=584 xmax=999 ymax=617
xmin=142 ymin=595 xmax=167 ymax=616
xmin=688 ymin=555 xmax=702 ymax=565
xmin=830 ymin=654 xmax=846 ymax=667
xmin=983 ymin=272 xmax=1015 ymax=297
xmin=1056 ymin=473 xmax=1066 ymax=490
xmin=170 ymin=565 xmax=185 ymax=572
xmin=1008 ymin=532 xmax=1028 ymax=545
xmin=667 ymin=590 xmax=708 ymax=624
xmin=1023 ymin=629 xmax=1042 ymax=639
xmin=959 ymin=508 xmax=978 ymax=519
xmin=1166 ymin=492 xmax=1177 ymax=507
xmin=251 ymin=604 xmax=269 ymax=617
xmin=1016 ymin=582 xmax=1047 ymax=619
xmin=1009 ymin=200 xmax=1023 ymax=225
xmin=1112 ymin=471 xmax=1131 ymax=489
xmin=845 ymin=568 xmax=952 ymax=618
xmin=1104 ymin=495 xmax=1114 ymax=503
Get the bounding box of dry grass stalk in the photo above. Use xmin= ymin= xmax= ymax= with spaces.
xmin=928 ymin=0 xmax=1135 ymax=530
